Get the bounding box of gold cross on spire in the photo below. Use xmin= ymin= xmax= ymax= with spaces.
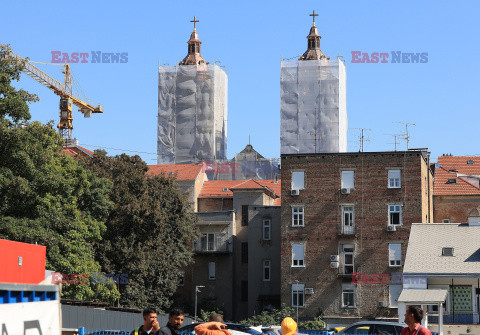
xmin=190 ymin=16 xmax=199 ymax=30
xmin=309 ymin=10 xmax=318 ymax=26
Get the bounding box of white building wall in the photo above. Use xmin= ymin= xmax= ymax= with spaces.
xmin=158 ymin=64 xmax=227 ymax=164
xmin=280 ymin=59 xmax=347 ymax=154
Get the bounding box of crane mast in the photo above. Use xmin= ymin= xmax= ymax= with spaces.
xmin=3 ymin=45 xmax=103 ymax=143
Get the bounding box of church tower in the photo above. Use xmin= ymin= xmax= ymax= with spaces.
xmin=280 ymin=11 xmax=347 ymax=154
xmin=158 ymin=17 xmax=228 ymax=164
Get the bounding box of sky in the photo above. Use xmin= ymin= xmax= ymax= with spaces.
xmin=3 ymin=0 xmax=480 ymax=164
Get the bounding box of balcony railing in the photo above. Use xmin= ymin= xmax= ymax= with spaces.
xmin=193 ymin=232 xmax=231 ymax=253
xmin=196 ymin=211 xmax=234 ymax=225
xmin=342 ymin=225 xmax=356 ymax=235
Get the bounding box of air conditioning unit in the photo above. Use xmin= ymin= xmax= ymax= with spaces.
xmin=330 ymin=261 xmax=339 ymax=269
xmin=305 ymin=288 xmax=314 ymax=294
xmin=378 ymin=300 xmax=388 ymax=308
xmin=330 ymin=255 xmax=340 ymax=262
xmin=341 ymin=188 xmax=351 ymax=194
xmin=291 ymin=189 xmax=300 ymax=196
xmin=387 ymin=225 xmax=397 ymax=232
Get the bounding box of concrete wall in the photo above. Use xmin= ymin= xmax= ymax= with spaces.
xmin=280 ymin=151 xmax=432 ymax=322
xmin=247 ymin=206 xmax=281 ymax=316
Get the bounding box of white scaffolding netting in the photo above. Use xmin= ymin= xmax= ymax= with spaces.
xmin=158 ymin=64 xmax=227 ymax=164
xmin=280 ymin=59 xmax=347 ymax=154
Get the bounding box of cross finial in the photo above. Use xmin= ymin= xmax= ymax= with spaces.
xmin=190 ymin=16 xmax=199 ymax=30
xmin=309 ymin=10 xmax=318 ymax=26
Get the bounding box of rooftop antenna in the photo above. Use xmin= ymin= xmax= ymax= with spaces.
xmin=385 ymin=134 xmax=402 ymax=151
xmin=351 ymin=128 xmax=371 ymax=152
xmin=394 ymin=122 xmax=416 ymax=149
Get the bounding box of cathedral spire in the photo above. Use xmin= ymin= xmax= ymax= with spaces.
xmin=179 ymin=16 xmax=207 ymax=65
xmin=299 ymin=10 xmax=327 ymax=61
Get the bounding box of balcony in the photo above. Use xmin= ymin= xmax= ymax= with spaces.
xmin=339 ymin=224 xmax=357 ymax=236
xmin=194 ymin=211 xmax=234 ymax=254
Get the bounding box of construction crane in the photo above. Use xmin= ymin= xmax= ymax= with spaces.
xmin=3 ymin=45 xmax=103 ymax=143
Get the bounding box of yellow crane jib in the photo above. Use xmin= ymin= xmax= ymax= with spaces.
xmin=2 ymin=45 xmax=103 ymax=142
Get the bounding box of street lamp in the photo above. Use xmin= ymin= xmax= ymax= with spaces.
xmin=194 ymin=285 xmax=205 ymax=321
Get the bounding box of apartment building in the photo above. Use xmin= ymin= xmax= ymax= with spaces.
xmin=280 ymin=151 xmax=433 ymax=324
xmin=175 ymin=178 xmax=281 ymax=321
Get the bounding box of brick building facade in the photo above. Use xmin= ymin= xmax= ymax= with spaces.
xmin=280 ymin=151 xmax=433 ymax=324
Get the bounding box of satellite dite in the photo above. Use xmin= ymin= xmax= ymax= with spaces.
xmin=281 ymin=11 xmax=347 ymax=154
xmin=158 ymin=17 xmax=227 ymax=164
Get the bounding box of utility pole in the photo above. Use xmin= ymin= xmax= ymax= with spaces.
xmin=194 ymin=285 xmax=204 ymax=321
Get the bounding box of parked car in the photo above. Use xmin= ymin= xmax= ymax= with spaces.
xmin=179 ymin=323 xmax=263 ymax=335
xmin=336 ymin=321 xmax=406 ymax=335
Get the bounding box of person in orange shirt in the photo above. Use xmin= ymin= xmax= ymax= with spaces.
xmin=194 ymin=314 xmax=231 ymax=335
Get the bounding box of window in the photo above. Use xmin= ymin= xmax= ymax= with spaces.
xmin=442 ymin=247 xmax=454 ymax=256
xmin=389 ymin=284 xmax=402 ymax=308
xmin=241 ymin=242 xmax=248 ymax=263
xmin=389 ymin=243 xmax=402 ymax=267
xmin=292 ymin=243 xmax=305 ymax=267
xmin=388 ymin=169 xmax=401 ymax=188
xmin=263 ymin=260 xmax=271 ymax=281
xmin=292 ymin=206 xmax=304 ymax=227
xmin=341 ymin=325 xmax=371 ymax=334
xmin=343 ymin=244 xmax=354 ymax=274
xmin=342 ymin=206 xmax=354 ymax=234
xmin=388 ymin=205 xmax=402 ymax=226
xmin=341 ymin=170 xmax=354 ymax=189
xmin=292 ymin=171 xmax=305 ymax=190
xmin=241 ymin=280 xmax=248 ymax=301
xmin=178 ymin=272 xmax=185 ymax=286
xmin=342 ymin=283 xmax=355 ymax=307
xmin=292 ymin=283 xmax=305 ymax=307
xmin=263 ymin=219 xmax=271 ymax=240
xmin=201 ymin=233 xmax=215 ymax=251
xmin=375 ymin=325 xmax=399 ymax=335
xmin=443 ymin=219 xmax=450 ymax=223
xmin=208 ymin=262 xmax=215 ymax=280
xmin=242 ymin=205 xmax=249 ymax=226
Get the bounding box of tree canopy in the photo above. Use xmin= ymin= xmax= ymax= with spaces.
xmin=83 ymin=152 xmax=198 ymax=310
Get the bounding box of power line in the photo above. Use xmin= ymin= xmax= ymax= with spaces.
xmin=79 ymin=143 xmax=157 ymax=155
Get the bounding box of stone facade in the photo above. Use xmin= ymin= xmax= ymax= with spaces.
xmin=280 ymin=151 xmax=433 ymax=323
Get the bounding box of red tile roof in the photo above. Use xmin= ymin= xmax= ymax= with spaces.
xmin=147 ymin=163 xmax=204 ymax=181
xmin=199 ymin=179 xmax=282 ymax=204
xmin=62 ymin=146 xmax=94 ymax=157
xmin=434 ymin=156 xmax=480 ymax=195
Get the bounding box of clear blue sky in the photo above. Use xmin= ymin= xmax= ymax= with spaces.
xmin=3 ymin=0 xmax=480 ymax=164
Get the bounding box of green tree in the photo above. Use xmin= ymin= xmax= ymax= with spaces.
xmin=0 ymin=121 xmax=119 ymax=303
xmin=83 ymin=152 xmax=198 ymax=310
xmin=240 ymin=305 xmax=297 ymax=326
xmin=0 ymin=44 xmax=38 ymax=124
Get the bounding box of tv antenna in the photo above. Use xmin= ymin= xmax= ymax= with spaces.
xmin=394 ymin=122 xmax=416 ymax=149
xmin=351 ymin=128 xmax=371 ymax=152
xmin=385 ymin=134 xmax=402 ymax=151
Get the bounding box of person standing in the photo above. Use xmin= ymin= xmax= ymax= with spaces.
xmin=131 ymin=308 xmax=160 ymax=335
xmin=402 ymin=306 xmax=432 ymax=335
xmin=158 ymin=308 xmax=185 ymax=335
